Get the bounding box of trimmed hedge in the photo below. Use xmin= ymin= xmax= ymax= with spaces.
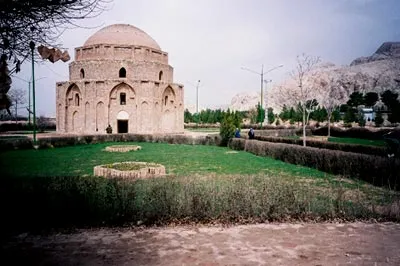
xmin=254 ymin=128 xmax=311 ymax=138
xmin=0 ymin=174 xmax=381 ymax=233
xmin=0 ymin=122 xmax=56 ymax=132
xmin=254 ymin=136 xmax=387 ymax=157
xmin=313 ymin=126 xmax=400 ymax=140
xmin=229 ymin=139 xmax=400 ymax=190
xmin=0 ymin=133 xmax=222 ymax=151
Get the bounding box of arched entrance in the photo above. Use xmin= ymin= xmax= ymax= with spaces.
xmin=72 ymin=111 xmax=79 ymax=131
xmin=117 ymin=110 xmax=129 ymax=133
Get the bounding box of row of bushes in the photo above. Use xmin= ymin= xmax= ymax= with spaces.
xmin=312 ymin=126 xmax=400 ymax=140
xmin=229 ymin=139 xmax=400 ymax=190
xmin=184 ymin=123 xmax=297 ymax=130
xmin=1 ymin=174 xmax=388 ymax=233
xmin=0 ymin=133 xmax=222 ymax=151
xmin=254 ymin=136 xmax=388 ymax=157
xmin=254 ymin=128 xmax=311 ymax=137
xmin=0 ymin=122 xmax=56 ymax=132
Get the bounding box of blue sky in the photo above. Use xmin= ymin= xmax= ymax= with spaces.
xmin=12 ymin=0 xmax=400 ymax=116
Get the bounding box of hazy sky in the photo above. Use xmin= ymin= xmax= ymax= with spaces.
xmin=12 ymin=0 xmax=400 ymax=116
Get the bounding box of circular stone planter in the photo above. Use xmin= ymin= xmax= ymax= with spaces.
xmin=104 ymin=145 xmax=142 ymax=152
xmin=94 ymin=161 xmax=166 ymax=179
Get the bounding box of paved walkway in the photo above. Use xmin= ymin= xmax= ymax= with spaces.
xmin=2 ymin=223 xmax=400 ymax=265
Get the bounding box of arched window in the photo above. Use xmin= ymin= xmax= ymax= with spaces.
xmin=75 ymin=93 xmax=80 ymax=106
xmin=120 ymin=93 xmax=126 ymax=105
xmin=119 ymin=67 xmax=126 ymax=78
xmin=159 ymin=71 xmax=163 ymax=81
xmin=164 ymin=96 xmax=168 ymax=106
xmin=80 ymin=69 xmax=85 ymax=79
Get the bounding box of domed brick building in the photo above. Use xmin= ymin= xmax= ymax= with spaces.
xmin=56 ymin=24 xmax=184 ymax=134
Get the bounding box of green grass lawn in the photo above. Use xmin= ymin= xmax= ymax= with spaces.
xmin=328 ymin=137 xmax=386 ymax=147
xmin=1 ymin=142 xmax=398 ymax=228
xmin=0 ymin=142 xmax=332 ymax=179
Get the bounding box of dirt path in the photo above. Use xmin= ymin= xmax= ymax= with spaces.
xmin=2 ymin=223 xmax=400 ymax=265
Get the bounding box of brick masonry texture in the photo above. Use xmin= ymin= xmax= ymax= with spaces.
xmin=56 ymin=24 xmax=184 ymax=134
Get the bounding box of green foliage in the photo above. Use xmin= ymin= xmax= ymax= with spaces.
xmin=267 ymin=107 xmax=275 ymax=124
xmin=347 ymin=92 xmax=365 ymax=107
xmin=3 ymin=172 xmax=393 ymax=232
xmin=184 ymin=109 xmax=193 ymax=123
xmin=255 ymin=135 xmax=387 ymax=155
xmin=220 ymin=111 xmax=238 ymax=146
xmin=357 ymin=113 xmax=366 ymax=127
xmin=331 ymin=109 xmax=341 ymax=122
xmin=339 ymin=104 xmax=349 ymax=113
xmin=343 ymin=108 xmax=356 ymax=124
xmin=229 ymin=138 xmax=400 ymax=190
xmin=374 ymin=112 xmax=384 ymax=127
xmin=381 ymin=90 xmax=399 ymax=110
xmin=388 ymin=104 xmax=400 ymax=123
xmin=256 ymin=102 xmax=265 ymax=124
xmin=311 ymin=106 xmax=328 ymax=122
xmin=328 ymin=137 xmax=386 ymax=147
xmin=364 ymin=92 xmax=379 ymax=107
xmin=279 ymin=105 xmax=290 ymax=121
xmin=380 ymin=90 xmax=400 ymax=123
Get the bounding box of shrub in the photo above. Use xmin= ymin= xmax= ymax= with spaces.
xmin=0 ymin=174 xmax=386 ymax=233
xmin=219 ymin=113 xmax=237 ymax=146
xmin=254 ymin=136 xmax=387 ymax=157
xmin=375 ymin=112 xmax=384 ymax=127
xmin=0 ymin=134 xmax=222 ymax=151
xmin=229 ymin=139 xmax=400 ymax=190
xmin=312 ymin=126 xmax=399 ymax=140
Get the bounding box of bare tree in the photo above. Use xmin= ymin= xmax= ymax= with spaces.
xmin=0 ymin=0 xmax=111 ymax=69
xmin=0 ymin=0 xmax=111 ymax=113
xmin=279 ymin=54 xmax=321 ymax=146
xmin=8 ymin=87 xmax=26 ymax=123
xmin=319 ymin=75 xmax=347 ymax=137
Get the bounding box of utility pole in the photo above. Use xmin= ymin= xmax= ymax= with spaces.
xmin=30 ymin=41 xmax=37 ymax=147
xmin=241 ymin=64 xmax=283 ymax=127
xmin=196 ymin=80 xmax=200 ymax=114
xmin=263 ymin=79 xmax=272 ymax=124
xmin=28 ymin=80 xmax=31 ymax=125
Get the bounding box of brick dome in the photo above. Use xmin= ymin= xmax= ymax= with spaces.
xmin=83 ymin=24 xmax=161 ymax=50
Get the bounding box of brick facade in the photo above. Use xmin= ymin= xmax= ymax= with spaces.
xmin=56 ymin=24 xmax=184 ymax=134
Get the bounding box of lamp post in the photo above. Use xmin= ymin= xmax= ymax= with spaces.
xmin=187 ymin=80 xmax=202 ymax=124
xmin=196 ymin=80 xmax=200 ymax=114
xmin=263 ymin=79 xmax=272 ymax=124
xmin=241 ymin=64 xmax=283 ymax=127
xmin=29 ymin=41 xmax=37 ymax=146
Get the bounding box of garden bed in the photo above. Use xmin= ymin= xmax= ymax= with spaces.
xmin=104 ymin=145 xmax=142 ymax=152
xmin=94 ymin=161 xmax=166 ymax=179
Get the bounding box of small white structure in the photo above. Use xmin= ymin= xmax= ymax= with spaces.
xmin=361 ymin=108 xmax=375 ymax=121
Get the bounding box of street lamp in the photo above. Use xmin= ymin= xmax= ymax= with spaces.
xmin=263 ymin=79 xmax=272 ymax=124
xmin=29 ymin=41 xmax=37 ymax=146
xmin=187 ymin=80 xmax=202 ymax=124
xmin=241 ymin=64 xmax=283 ymax=127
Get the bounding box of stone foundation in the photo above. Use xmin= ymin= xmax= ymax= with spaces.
xmin=94 ymin=161 xmax=166 ymax=179
xmin=104 ymin=145 xmax=142 ymax=152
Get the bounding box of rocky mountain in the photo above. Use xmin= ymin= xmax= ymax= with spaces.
xmin=230 ymin=91 xmax=260 ymax=111
xmin=350 ymin=42 xmax=400 ymax=66
xmin=230 ymin=42 xmax=400 ymax=112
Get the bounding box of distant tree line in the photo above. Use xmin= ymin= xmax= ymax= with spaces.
xmin=340 ymin=90 xmax=400 ymax=126
xmin=184 ymin=108 xmax=244 ymax=125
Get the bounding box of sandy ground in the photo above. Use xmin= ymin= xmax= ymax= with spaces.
xmin=2 ymin=223 xmax=400 ymax=265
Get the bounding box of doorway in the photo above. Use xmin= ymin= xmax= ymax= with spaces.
xmin=117 ymin=120 xmax=128 ymax=133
